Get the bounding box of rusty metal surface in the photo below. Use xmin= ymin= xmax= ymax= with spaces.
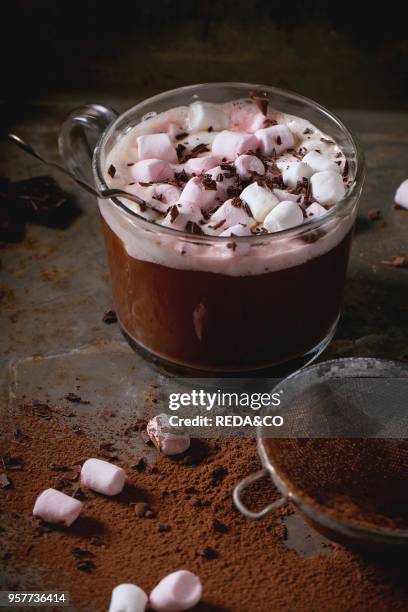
xmin=0 ymin=101 xmax=407 ymax=592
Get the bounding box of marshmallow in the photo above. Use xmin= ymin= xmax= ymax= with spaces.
xmin=147 ymin=414 xmax=190 ymax=456
xmin=395 ymin=179 xmax=408 ymax=210
xmin=302 ymin=151 xmax=341 ymax=174
xmin=255 ymin=124 xmax=295 ymax=156
xmin=273 ymin=188 xmax=303 ymax=204
xmin=81 ymin=458 xmax=126 ymax=496
xmin=282 ymin=162 xmax=313 ymax=188
xmin=137 ymin=133 xmax=177 ymax=163
xmin=310 ymin=171 xmax=346 ymax=206
xmin=184 ymin=155 xmax=221 ymax=175
xmin=149 ymin=570 xmax=202 ymax=612
xmin=219 ymin=224 xmax=252 ymax=237
xmin=234 ymin=154 xmax=265 ymax=180
xmin=109 ymin=584 xmax=148 ymax=612
xmin=33 ymin=488 xmax=82 ymax=527
xmin=240 ymin=182 xmax=279 ymax=222
xmin=210 ymin=198 xmax=254 ymax=229
xmin=212 ymin=130 xmax=258 ymax=160
xmin=152 ymin=184 xmax=181 ymax=212
xmin=188 ymin=101 xmax=228 ymax=132
xmin=130 ymin=159 xmax=174 ymax=183
xmin=263 ymin=200 xmax=304 ymax=233
xmin=161 ymin=202 xmax=202 ymax=231
xmin=306 ymin=202 xmax=327 ymax=218
xmin=179 ymin=177 xmax=218 ymax=210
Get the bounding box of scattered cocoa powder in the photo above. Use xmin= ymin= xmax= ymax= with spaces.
xmin=1 ymin=407 xmax=407 ymax=611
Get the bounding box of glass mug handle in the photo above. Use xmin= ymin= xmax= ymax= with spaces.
xmin=233 ymin=469 xmax=286 ymax=520
xmin=58 ymin=104 xmax=118 ymax=185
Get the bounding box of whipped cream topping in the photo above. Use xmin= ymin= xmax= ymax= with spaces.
xmin=105 ymin=98 xmax=351 ymax=237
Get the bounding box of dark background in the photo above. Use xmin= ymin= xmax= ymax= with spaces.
xmin=2 ymin=0 xmax=408 ymax=116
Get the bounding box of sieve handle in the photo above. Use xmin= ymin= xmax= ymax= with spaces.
xmin=233 ymin=469 xmax=286 ymax=520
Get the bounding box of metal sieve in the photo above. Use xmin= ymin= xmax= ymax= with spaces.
xmin=234 ymin=358 xmax=408 ymax=548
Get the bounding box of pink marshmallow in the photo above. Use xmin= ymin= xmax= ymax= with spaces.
xmin=149 ymin=570 xmax=202 ymax=612
xmin=234 ymin=154 xmax=265 ymax=180
xmin=81 ymin=458 xmax=126 ymax=496
xmin=255 ymin=124 xmax=295 ymax=156
xmin=212 ymin=130 xmax=259 ymax=160
xmin=229 ymin=103 xmax=265 ymax=132
xmin=395 ymin=179 xmax=408 ymax=210
xmin=130 ymin=159 xmax=174 ymax=183
xmin=210 ymin=198 xmax=254 ymax=230
xmin=179 ymin=177 xmax=218 ymax=210
xmin=33 ymin=488 xmax=82 ymax=527
xmin=147 ymin=414 xmax=190 ymax=456
xmin=137 ymin=133 xmax=178 ymax=163
xmin=184 ymin=155 xmax=221 ymax=175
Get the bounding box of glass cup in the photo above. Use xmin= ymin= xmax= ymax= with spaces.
xmin=59 ymin=83 xmax=365 ymax=374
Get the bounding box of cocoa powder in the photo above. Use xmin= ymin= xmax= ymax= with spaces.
xmin=263 ymin=438 xmax=408 ymax=530
xmin=1 ymin=408 xmax=407 ymax=611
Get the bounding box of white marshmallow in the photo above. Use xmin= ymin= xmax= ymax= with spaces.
xmin=149 ymin=570 xmax=202 ymax=612
xmin=212 ymin=130 xmax=258 ymax=160
xmin=310 ymin=171 xmax=346 ymax=206
xmin=219 ymin=224 xmax=252 ymax=237
xmin=255 ymin=124 xmax=295 ymax=156
xmin=188 ymin=101 xmax=228 ymax=132
xmin=282 ymin=162 xmax=314 ymax=188
xmin=302 ymin=151 xmax=341 ymax=174
xmin=137 ymin=133 xmax=178 ymax=163
xmin=81 ymin=458 xmax=126 ymax=496
xmin=306 ymin=202 xmax=327 ymax=218
xmin=273 ymin=188 xmax=303 ymax=204
xmin=395 ymin=179 xmax=408 ymax=210
xmin=210 ymin=198 xmax=254 ymax=229
xmin=130 ymin=159 xmax=174 ymax=183
xmin=147 ymin=414 xmax=190 ymax=456
xmin=263 ymin=201 xmax=304 ymax=232
xmin=109 ymin=584 xmax=148 ymax=612
xmin=234 ymin=154 xmax=265 ymax=180
xmin=33 ymin=488 xmax=82 ymax=527
xmin=240 ymin=182 xmax=279 ymax=222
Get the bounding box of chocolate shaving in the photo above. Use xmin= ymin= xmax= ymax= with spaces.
xmin=210 ymin=219 xmax=226 ymax=230
xmin=201 ymin=175 xmax=217 ymax=191
xmin=2 ymin=456 xmax=24 ymax=471
xmin=64 ymin=393 xmax=90 ymax=405
xmin=72 ymin=548 xmax=96 ymax=560
xmin=183 ymin=143 xmax=210 ymax=162
xmin=250 ymin=92 xmax=268 ymax=116
xmin=226 ymin=186 xmax=241 ymax=198
xmin=242 ymin=202 xmax=253 ymax=218
xmin=31 ymin=401 xmax=53 ymax=420
xmin=276 ymin=135 xmax=282 ymax=146
xmin=303 ymin=128 xmax=313 ymax=135
xmin=175 ymin=132 xmax=188 ymax=141
xmin=126 ymin=162 xmax=135 ymax=166
xmin=368 ymin=209 xmax=382 ymax=221
xmin=263 ymin=118 xmax=278 ymax=127
xmin=231 ymin=197 xmax=243 ymax=208
xmin=185 ymin=221 xmax=204 ymax=235
xmin=107 ymin=165 xmax=116 ymax=178
xmin=102 ymin=309 xmax=117 ymax=324
xmin=77 ymin=559 xmax=96 ymax=572
xmin=174 ymin=169 xmax=188 ymax=185
xmin=320 ymin=138 xmax=335 ymax=145
xmin=381 ymin=255 xmax=407 ymax=268
xmin=208 ymin=126 xmax=213 ymax=132
xmin=343 ymin=159 xmax=349 ymax=178
xmin=167 ymin=205 xmax=179 ymax=223
xmin=176 ymin=144 xmax=186 ymax=161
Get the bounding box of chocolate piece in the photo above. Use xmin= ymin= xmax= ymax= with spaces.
xmin=108 ymin=165 xmax=116 ymax=178
xmin=102 ymin=309 xmax=117 ymax=324
xmin=249 ymin=92 xmax=268 ymax=116
xmin=175 ymin=132 xmax=188 ymax=141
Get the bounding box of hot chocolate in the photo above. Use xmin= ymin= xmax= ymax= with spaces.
xmin=97 ymin=89 xmax=360 ymax=372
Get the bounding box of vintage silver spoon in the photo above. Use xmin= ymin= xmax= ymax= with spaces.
xmin=7 ymin=133 xmax=148 ymax=210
